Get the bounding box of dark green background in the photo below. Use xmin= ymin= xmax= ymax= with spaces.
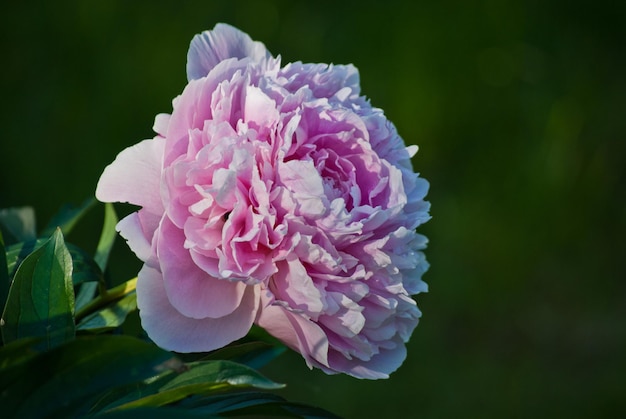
xmin=1 ymin=1 xmax=624 ymax=417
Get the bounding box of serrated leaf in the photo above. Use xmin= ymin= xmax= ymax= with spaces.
xmin=5 ymin=239 xmax=104 ymax=288
xmin=94 ymin=202 xmax=118 ymax=271
xmin=0 ymin=206 xmax=36 ymax=244
xmin=0 ymin=335 xmax=180 ymax=418
xmin=40 ymin=198 xmax=96 ymax=237
xmin=1 ymin=229 xmax=75 ymax=350
xmin=108 ymin=360 xmax=284 ymax=411
xmin=77 ymin=291 xmax=137 ymax=332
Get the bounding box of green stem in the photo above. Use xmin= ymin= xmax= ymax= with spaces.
xmin=75 ymin=277 xmax=138 ymax=321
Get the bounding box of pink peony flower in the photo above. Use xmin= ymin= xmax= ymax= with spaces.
xmin=96 ymin=23 xmax=430 ymax=379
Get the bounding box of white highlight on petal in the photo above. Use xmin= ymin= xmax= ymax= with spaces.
xmin=96 ymin=137 xmax=165 ymax=215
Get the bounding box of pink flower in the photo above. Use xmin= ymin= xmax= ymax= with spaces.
xmin=96 ymin=23 xmax=430 ymax=379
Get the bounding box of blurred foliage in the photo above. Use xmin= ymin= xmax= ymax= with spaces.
xmin=1 ymin=0 xmax=625 ymax=417
xmin=0 ymin=204 xmax=332 ymax=418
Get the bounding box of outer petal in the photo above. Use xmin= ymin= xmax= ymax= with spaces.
xmin=186 ymin=23 xmax=271 ymax=81
xmin=158 ymin=216 xmax=247 ymax=319
xmin=96 ymin=137 xmax=165 ymax=215
xmin=326 ymin=338 xmax=407 ymax=379
xmin=153 ymin=113 xmax=170 ymax=137
xmin=256 ymin=291 xmax=330 ymax=369
xmin=115 ymin=211 xmax=157 ymax=263
xmin=137 ymin=264 xmax=259 ymax=353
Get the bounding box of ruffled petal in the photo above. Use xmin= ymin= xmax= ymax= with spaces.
xmin=327 ymin=337 xmax=407 ymax=379
xmin=97 ymin=23 xmax=430 ymax=378
xmin=256 ymin=291 xmax=330 ymax=369
xmin=186 ymin=23 xmax=271 ymax=81
xmin=158 ymin=215 xmax=247 ymax=319
xmin=271 ymin=256 xmax=324 ymax=315
xmin=137 ymin=264 xmax=259 ymax=352
xmin=278 ymin=160 xmax=327 ymax=218
xmin=96 ymin=137 xmax=165 ymax=214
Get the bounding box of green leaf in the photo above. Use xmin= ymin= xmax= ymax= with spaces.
xmin=93 ymin=407 xmax=212 ymax=418
xmin=107 ymin=360 xmax=284 ymax=411
xmin=75 ymin=281 xmax=99 ymax=312
xmin=160 ymin=360 xmax=284 ymax=391
xmin=1 ymin=229 xmax=75 ymax=350
xmin=95 ymin=400 xmax=342 ymax=419
xmin=0 ymin=230 xmax=10 ymax=322
xmin=71 ymin=245 xmax=105 ymax=288
xmin=179 ymin=392 xmax=342 ymax=418
xmin=0 ymin=206 xmax=36 ymax=244
xmin=4 ymin=238 xmax=45 ymax=276
xmin=217 ymin=400 xmax=342 ymax=418
xmin=75 ymin=277 xmax=137 ymax=323
xmin=0 ymin=337 xmax=48 ymax=399
xmin=94 ymin=202 xmax=118 ymax=271
xmin=179 ymin=391 xmax=286 ymax=412
xmin=199 ymin=340 xmax=287 ymax=369
xmin=0 ymin=336 xmax=42 ymax=371
xmin=76 ymin=291 xmax=137 ymax=332
xmin=0 ymin=335 xmax=180 ymax=418
xmin=5 ymin=239 xmax=104 ymax=288
xmin=40 ymin=198 xmax=96 ymax=237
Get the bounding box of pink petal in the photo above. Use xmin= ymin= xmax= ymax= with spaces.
xmin=278 ymin=160 xmax=327 ymax=218
xmin=137 ymin=264 xmax=259 ymax=353
xmin=153 ymin=113 xmax=170 ymax=137
xmin=164 ymin=63 xmax=244 ymax=166
xmin=271 ymin=256 xmax=324 ymax=315
xmin=158 ymin=216 xmax=247 ymax=319
xmin=244 ymin=85 xmax=279 ymax=136
xmin=96 ymin=137 xmax=165 ymax=215
xmin=186 ymin=23 xmax=271 ymax=81
xmin=256 ymin=292 xmax=330 ymax=369
xmin=327 ymin=338 xmax=407 ymax=379
xmin=116 ymin=210 xmax=160 ymax=263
